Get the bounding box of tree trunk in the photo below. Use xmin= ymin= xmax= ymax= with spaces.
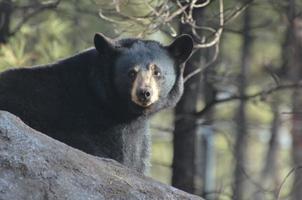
xmin=0 ymin=0 xmax=12 ymax=44
xmin=172 ymin=43 xmax=202 ymax=194
xmin=280 ymin=1 xmax=302 ymax=199
xmin=289 ymin=18 xmax=302 ymax=200
xmin=172 ymin=4 xmax=204 ymax=194
xmin=254 ymin=102 xmax=280 ymax=200
xmin=291 ymin=92 xmax=302 ymax=200
xmin=232 ymin=5 xmax=252 ymax=200
xmin=196 ymin=49 xmax=217 ymax=199
xmin=262 ymin=103 xmax=280 ymax=184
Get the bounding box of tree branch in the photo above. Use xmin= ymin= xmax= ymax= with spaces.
xmin=195 ymin=82 xmax=302 ymax=117
xmin=194 ymin=0 xmax=224 ymax=48
xmin=276 ymin=166 xmax=302 ymax=200
xmin=10 ymin=0 xmax=61 ymax=36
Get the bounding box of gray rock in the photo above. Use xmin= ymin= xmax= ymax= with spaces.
xmin=0 ymin=111 xmax=202 ymax=200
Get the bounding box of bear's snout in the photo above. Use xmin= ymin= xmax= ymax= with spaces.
xmin=133 ymin=85 xmax=157 ymax=107
xmin=130 ymin=68 xmax=160 ymax=108
xmin=137 ymin=87 xmax=153 ymax=103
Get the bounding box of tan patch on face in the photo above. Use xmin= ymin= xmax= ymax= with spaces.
xmin=131 ymin=65 xmax=160 ymax=107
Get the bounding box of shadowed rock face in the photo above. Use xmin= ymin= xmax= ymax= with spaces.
xmin=0 ymin=111 xmax=202 ymax=200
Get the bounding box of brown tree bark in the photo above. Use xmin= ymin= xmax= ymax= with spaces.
xmin=262 ymin=103 xmax=280 ymax=186
xmin=197 ymin=48 xmax=217 ymax=199
xmin=288 ymin=16 xmax=302 ymax=200
xmin=254 ymin=102 xmax=280 ymax=200
xmin=281 ymin=1 xmax=302 ymax=199
xmin=172 ymin=42 xmax=202 ymax=194
xmin=291 ymin=92 xmax=302 ymax=200
xmin=232 ymin=5 xmax=252 ymax=200
xmin=172 ymin=3 xmax=204 ymax=194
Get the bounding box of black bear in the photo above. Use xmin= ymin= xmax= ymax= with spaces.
xmin=0 ymin=33 xmax=193 ymax=173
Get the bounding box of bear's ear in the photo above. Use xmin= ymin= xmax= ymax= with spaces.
xmin=166 ymin=34 xmax=194 ymax=64
xmin=94 ymin=33 xmax=115 ymax=55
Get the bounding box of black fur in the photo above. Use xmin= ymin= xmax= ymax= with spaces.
xmin=0 ymin=33 xmax=193 ymax=173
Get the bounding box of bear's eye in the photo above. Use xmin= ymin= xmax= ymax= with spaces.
xmin=153 ymin=70 xmax=161 ymax=77
xmin=151 ymin=64 xmax=161 ymax=77
xmin=153 ymin=67 xmax=161 ymax=77
xmin=128 ymin=69 xmax=137 ymax=79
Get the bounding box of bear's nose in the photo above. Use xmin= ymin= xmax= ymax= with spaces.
xmin=137 ymin=88 xmax=153 ymax=102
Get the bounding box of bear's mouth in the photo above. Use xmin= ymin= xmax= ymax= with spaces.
xmin=132 ymin=100 xmax=153 ymax=108
xmin=131 ymin=92 xmax=158 ymax=108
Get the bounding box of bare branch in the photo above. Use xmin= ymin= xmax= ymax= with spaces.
xmin=193 ymin=0 xmax=211 ymax=8
xmin=194 ymin=0 xmax=224 ymax=48
xmin=10 ymin=0 xmax=61 ymax=36
xmin=223 ymin=0 xmax=254 ymax=25
xmin=184 ymin=42 xmax=220 ymax=83
xmin=195 ymin=82 xmax=302 ymax=117
xmin=150 ymin=124 xmax=173 ymax=133
xmin=276 ymin=166 xmax=302 ymax=200
xmin=14 ymin=0 xmax=60 ymax=10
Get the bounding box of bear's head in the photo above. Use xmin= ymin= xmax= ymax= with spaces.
xmin=93 ymin=33 xmax=193 ymax=116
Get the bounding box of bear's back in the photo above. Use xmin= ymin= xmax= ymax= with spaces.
xmin=0 ymin=63 xmax=125 ymax=156
xmin=0 ymin=61 xmax=111 ymax=136
xmin=0 ymin=67 xmax=61 ymax=125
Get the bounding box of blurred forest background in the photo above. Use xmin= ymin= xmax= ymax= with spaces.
xmin=1 ymin=0 xmax=302 ymax=199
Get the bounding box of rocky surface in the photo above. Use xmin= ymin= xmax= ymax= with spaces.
xmin=0 ymin=111 xmax=202 ymax=200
